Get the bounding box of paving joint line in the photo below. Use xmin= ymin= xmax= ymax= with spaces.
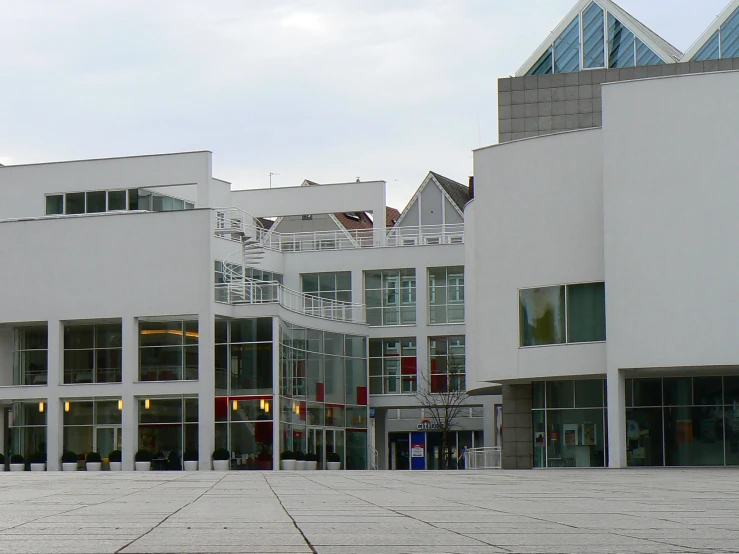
xmin=262 ymin=473 xmax=317 ymax=554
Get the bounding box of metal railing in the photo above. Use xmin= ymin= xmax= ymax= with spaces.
xmin=464 ymin=447 xmax=502 ymax=470
xmin=215 ymin=281 xmax=366 ymax=324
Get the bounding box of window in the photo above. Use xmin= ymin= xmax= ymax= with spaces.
xmin=365 ymin=269 xmax=416 ymax=326
xmin=63 ymin=398 xmax=122 ymax=461
xmin=86 ymin=190 xmax=106 ymax=213
xmin=139 ymin=396 xmax=198 ymax=467
xmin=301 ymin=272 xmax=351 ymax=303
xmin=65 ymin=192 xmax=85 ymax=214
xmin=369 ymin=338 xmax=417 ymax=395
xmin=139 ymin=320 xmax=198 ymax=381
xmin=107 ymin=190 xmax=127 ymax=211
xmin=428 ymin=266 xmax=465 ymax=324
xmin=692 ymin=6 xmax=739 ymax=61
xmin=429 ymin=336 xmax=465 ymax=393
xmin=63 ymin=323 xmax=122 ymax=384
xmin=45 ymin=189 xmax=191 ymax=216
xmin=45 ymin=195 xmax=63 ymax=215
xmin=10 ymin=401 xmax=47 ymax=461
xmin=214 ymin=318 xmax=273 ymax=396
xmin=13 ymin=326 xmax=48 ymax=385
xmin=519 ymin=282 xmax=605 ymax=347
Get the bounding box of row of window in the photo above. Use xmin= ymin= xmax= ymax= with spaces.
xmin=45 ymin=189 xmax=194 ymax=216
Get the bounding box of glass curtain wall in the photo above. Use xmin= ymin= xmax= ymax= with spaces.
xmin=280 ymin=321 xmax=368 ymax=469
xmin=215 ymin=318 xmax=274 ymax=470
xmin=138 ymin=396 xmax=198 ymax=469
xmin=532 ymin=379 xmax=607 ymax=468
xmin=626 ymin=376 xmax=739 ymax=466
xmin=365 ymin=269 xmax=416 ymax=326
xmin=301 ymin=272 xmax=352 ymax=303
xmin=13 ymin=326 xmax=48 ymax=385
xmin=139 ymin=320 xmax=198 ymax=381
xmin=10 ymin=400 xmax=47 ymax=461
xmin=64 ymin=323 xmax=122 ymax=383
xmin=369 ymin=338 xmax=417 ymax=395
xmin=428 ymin=267 xmax=465 ymax=324
xmin=428 ymin=336 xmax=465 ymax=393
xmin=63 ymin=398 xmax=122 ymax=464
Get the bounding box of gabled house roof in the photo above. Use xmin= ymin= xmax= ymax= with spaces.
xmin=429 ymin=171 xmax=472 ymax=213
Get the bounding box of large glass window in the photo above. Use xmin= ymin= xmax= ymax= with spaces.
xmin=365 ymin=269 xmax=416 ymax=326
xmin=64 ymin=323 xmax=122 ymax=384
xmin=369 ymin=338 xmax=417 ymax=395
xmin=138 ymin=396 xmax=198 ymax=469
xmin=554 ymin=17 xmax=580 ymax=73
xmin=520 ymin=283 xmax=605 ymax=347
xmin=214 ymin=318 xmax=273 ymax=396
xmin=302 ymin=272 xmax=351 ymax=303
xmin=429 ymin=336 xmax=465 ymax=393
xmin=45 ymin=189 xmax=194 ymax=216
xmin=10 ymin=400 xmax=47 ymax=462
xmin=215 ymin=397 xmax=273 ymax=470
xmin=45 ymin=195 xmax=63 ymax=215
xmin=692 ymin=6 xmax=739 ymax=61
xmin=139 ymin=320 xmax=198 ymax=381
xmin=13 ymin=326 xmax=48 ymax=386
xmin=63 ymin=398 xmax=122 ymax=464
xmin=428 ymin=266 xmax=464 ymax=324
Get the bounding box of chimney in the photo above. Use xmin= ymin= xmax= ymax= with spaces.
xmin=468 ymin=176 xmax=474 ymax=199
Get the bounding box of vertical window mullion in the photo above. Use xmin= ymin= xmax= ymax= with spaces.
xmin=564 ymin=285 xmax=569 ymax=344
xmin=579 ymin=8 xmax=585 ymax=70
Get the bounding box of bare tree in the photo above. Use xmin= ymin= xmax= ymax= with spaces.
xmin=414 ymin=353 xmax=469 ymax=469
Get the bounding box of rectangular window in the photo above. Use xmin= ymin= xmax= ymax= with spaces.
xmin=107 ymin=190 xmax=127 ymax=211
xmin=139 ymin=320 xmax=198 ymax=381
xmin=301 ymin=272 xmax=352 ymax=304
xmin=428 ymin=336 xmax=465 ymax=393
xmin=138 ymin=396 xmax=198 ymax=465
xmin=364 ymin=269 xmax=416 ymax=326
xmin=369 ymin=338 xmax=417 ymax=395
xmin=65 ymin=192 xmax=85 ymax=214
xmin=64 ymin=323 xmax=122 ymax=384
xmin=85 ymin=190 xmax=106 ymax=213
xmin=63 ymin=398 xmax=123 ymax=461
xmin=566 ymin=282 xmax=606 ymax=343
xmin=45 ymin=195 xmax=64 ymax=215
xmin=428 ymin=266 xmax=465 ymax=324
xmin=13 ymin=326 xmax=48 ymax=385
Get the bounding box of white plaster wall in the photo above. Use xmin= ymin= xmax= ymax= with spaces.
xmin=420 ymin=183 xmax=443 ymax=226
xmin=272 ymin=214 xmax=341 ymax=234
xmin=0 ymin=330 xmax=13 ymax=387
xmin=470 ymin=129 xmax=606 ymax=385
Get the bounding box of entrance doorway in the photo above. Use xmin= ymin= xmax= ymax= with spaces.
xmin=95 ymin=426 xmax=121 ymax=458
xmin=389 ymin=432 xmax=410 ymax=470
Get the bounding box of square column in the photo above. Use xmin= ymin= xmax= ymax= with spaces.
xmin=272 ymin=317 xmax=280 ymax=470
xmin=46 ymin=320 xmax=62 ymax=471
xmin=501 ymin=384 xmax=532 ymax=469
xmin=121 ymin=316 xmax=138 ymax=471
xmin=607 ymin=369 xmax=627 ymax=468
xmin=198 ymin=312 xmax=215 ymax=471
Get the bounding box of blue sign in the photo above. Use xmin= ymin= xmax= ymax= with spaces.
xmin=369 ymin=408 xmax=375 ymax=418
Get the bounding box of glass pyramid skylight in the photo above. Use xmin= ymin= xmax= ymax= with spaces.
xmin=526 ymin=1 xmax=665 ymax=75
xmin=692 ymin=4 xmax=739 ymax=61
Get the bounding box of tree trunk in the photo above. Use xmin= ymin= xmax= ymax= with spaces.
xmin=442 ymin=428 xmax=449 ymax=470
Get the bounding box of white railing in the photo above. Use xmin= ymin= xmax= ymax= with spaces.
xmin=464 ymin=447 xmax=502 ymax=470
xmin=214 ymin=207 xmax=260 ymax=242
xmin=215 ymin=281 xmax=366 ymax=324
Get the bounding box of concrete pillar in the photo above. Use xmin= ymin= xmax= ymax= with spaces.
xmin=121 ymin=316 xmax=137 ymax=471
xmin=272 ymin=317 xmax=280 ymax=471
xmin=482 ymin=396 xmax=496 ymax=447
xmin=46 ymin=320 xmax=62 ymax=470
xmin=501 ymin=384 xmax=533 ymax=469
xmin=198 ymin=312 xmax=215 ymax=471
xmin=607 ymin=369 xmax=627 ymax=468
xmin=375 ymin=409 xmax=387 ymax=470
xmin=196 ymin=153 xmax=213 ymax=209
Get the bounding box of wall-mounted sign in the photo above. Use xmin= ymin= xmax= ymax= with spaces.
xmin=369 ymin=408 xmax=375 ymax=418
xmin=417 ymin=419 xmax=442 ymax=430
xmin=411 ymin=444 xmax=425 ymax=457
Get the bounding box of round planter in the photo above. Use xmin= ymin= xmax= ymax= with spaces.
xmin=62 ymin=463 xmax=77 ymax=472
xmin=183 ymin=461 xmax=198 ymax=471
xmin=213 ymin=460 xmax=229 ymax=471
xmin=295 ymin=460 xmax=307 ymax=471
xmin=280 ymin=460 xmax=296 ymax=471
xmin=10 ymin=464 xmax=24 ymax=472
xmin=306 ymin=461 xmax=318 ymax=470
xmin=109 ymin=462 xmax=122 ymax=472
xmin=135 ymin=461 xmax=151 ymax=471
xmin=327 ymin=462 xmax=341 ymax=470
xmin=86 ymin=462 xmax=102 ymax=472
xmin=30 ymin=463 xmax=46 ymax=472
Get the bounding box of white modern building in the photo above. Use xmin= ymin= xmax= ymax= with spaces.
xmin=0 ymin=152 xmax=496 ymax=471
xmin=468 ymin=0 xmax=739 ymax=468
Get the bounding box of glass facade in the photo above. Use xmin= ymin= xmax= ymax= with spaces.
xmin=13 ymin=326 xmax=48 ymax=385
xmin=45 ymin=189 xmax=194 ymax=216
xmin=532 ymin=379 xmax=607 ymax=468
xmin=525 ymin=1 xmax=664 ymax=75
xmin=138 ymin=396 xmax=198 ymax=469
xmin=520 ymin=283 xmax=605 ymax=347
xmin=63 ymin=398 xmax=122 ymax=464
xmin=365 ymin=269 xmax=416 ymax=326
xmin=369 ymin=338 xmax=417 ymax=395
xmin=428 ymin=267 xmax=464 ymax=324
xmin=693 ymin=6 xmax=739 ymax=61
xmin=301 ymin=272 xmax=352 ymax=303
xmin=429 ymin=336 xmax=465 ymax=393
xmin=9 ymin=401 xmax=47 ymax=462
xmin=64 ymin=323 xmax=122 ymax=384
xmin=139 ymin=320 xmax=198 ymax=381
xmin=279 ymin=321 xmax=368 ymax=469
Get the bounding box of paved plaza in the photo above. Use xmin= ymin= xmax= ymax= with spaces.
xmin=0 ymin=469 xmax=738 ymax=553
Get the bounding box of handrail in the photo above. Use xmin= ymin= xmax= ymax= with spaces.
xmin=464 ymin=446 xmax=502 ymax=470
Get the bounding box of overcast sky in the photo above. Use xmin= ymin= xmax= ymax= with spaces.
xmin=0 ymin=0 xmax=730 ymax=210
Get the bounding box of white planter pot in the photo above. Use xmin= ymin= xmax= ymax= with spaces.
xmin=86 ymin=462 xmax=102 ymax=472
xmin=10 ymin=464 xmax=24 ymax=472
xmin=135 ymin=461 xmax=151 ymax=471
xmin=62 ymin=463 xmax=77 ymax=472
xmin=109 ymin=462 xmax=122 ymax=472
xmin=280 ymin=460 xmax=296 ymax=471
xmin=306 ymin=461 xmax=318 ymax=470
xmin=295 ymin=460 xmax=307 ymax=471
xmin=30 ymin=463 xmax=46 ymax=472
xmin=327 ymin=462 xmax=341 ymax=470
xmin=213 ymin=460 xmax=229 ymax=471
xmin=183 ymin=461 xmax=198 ymax=471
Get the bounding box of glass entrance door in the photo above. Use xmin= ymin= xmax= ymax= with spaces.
xmin=323 ymin=429 xmax=345 ymax=469
xmin=307 ymin=428 xmax=324 ymax=467
xmin=95 ymin=426 xmax=121 ymax=460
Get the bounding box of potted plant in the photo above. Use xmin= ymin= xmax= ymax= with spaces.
xmin=30 ymin=452 xmax=46 ymax=471
xmin=327 ymin=452 xmax=341 ymax=470
xmin=183 ymin=449 xmax=199 ymax=471
xmin=109 ymin=450 xmax=122 ymax=471
xmin=86 ymin=452 xmax=102 ymax=472
xmin=135 ymin=449 xmax=152 ymax=471
xmin=280 ymin=450 xmax=296 ymax=471
xmin=9 ymin=454 xmax=24 ymax=472
xmin=294 ymin=450 xmax=306 ymax=471
xmin=304 ymin=452 xmax=318 ymax=470
xmin=62 ymin=451 xmax=78 ymax=471
xmin=212 ymin=448 xmax=230 ymax=471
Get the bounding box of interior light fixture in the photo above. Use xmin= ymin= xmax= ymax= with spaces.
xmin=118 ymin=399 xmax=123 ymax=411
xmin=232 ymin=399 xmax=238 ymax=411
xmin=145 ymin=398 xmax=150 ymax=410
xmin=260 ymin=399 xmax=265 ymax=410
xmin=264 ymin=402 xmax=270 ymax=413
xmin=64 ymin=401 xmax=70 ymax=412
xmin=39 ymin=401 xmax=44 ymax=413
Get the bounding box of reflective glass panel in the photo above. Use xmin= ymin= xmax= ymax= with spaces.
xmin=554 ymin=17 xmax=580 ymax=73
xmin=65 ymin=192 xmax=85 ymax=214
xmin=528 ymin=48 xmax=553 ymax=75
xmin=664 ymin=377 xmax=692 ymax=406
xmin=721 ymin=7 xmax=739 ymax=59
xmin=566 ymin=282 xmax=606 ymax=343
xmin=546 ymin=409 xmax=605 ymax=467
xmin=108 ymin=190 xmax=126 ymax=211
xmin=633 ymin=378 xmax=662 ymax=406
xmin=547 ymin=381 xmax=574 ymax=409
xmin=635 ymin=38 xmax=662 ymax=66
xmin=519 ymin=286 xmax=566 ymax=346
xmin=626 ymin=407 xmax=663 ymax=466
xmin=693 ymin=29 xmax=720 ymax=61
xmin=46 ymin=195 xmax=63 ymax=215
xmin=583 ymin=2 xmax=605 ymax=68
xmin=665 ymin=406 xmax=724 ymax=466
xmin=86 ymin=191 xmax=106 ymax=213
xmin=608 ymin=13 xmax=635 ymax=68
